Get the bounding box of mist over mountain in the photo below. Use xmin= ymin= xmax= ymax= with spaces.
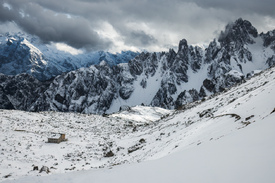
xmin=0 ymin=32 xmax=139 ymax=81
xmin=0 ymin=18 xmax=275 ymax=114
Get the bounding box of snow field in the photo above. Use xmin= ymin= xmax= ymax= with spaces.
xmin=1 ymin=65 xmax=275 ymax=182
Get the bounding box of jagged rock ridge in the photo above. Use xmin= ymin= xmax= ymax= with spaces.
xmin=1 ymin=18 xmax=275 ymax=114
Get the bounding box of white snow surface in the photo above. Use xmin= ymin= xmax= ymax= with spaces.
xmin=110 ymin=105 xmax=171 ymax=123
xmin=1 ymin=66 xmax=275 ymax=182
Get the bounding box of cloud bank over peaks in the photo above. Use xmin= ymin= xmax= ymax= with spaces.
xmin=0 ymin=0 xmax=275 ymax=53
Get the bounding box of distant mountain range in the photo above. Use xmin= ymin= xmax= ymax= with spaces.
xmin=0 ymin=32 xmax=139 ymax=81
xmin=0 ymin=18 xmax=275 ymax=114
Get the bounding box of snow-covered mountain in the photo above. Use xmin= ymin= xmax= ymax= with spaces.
xmin=1 ymin=57 xmax=275 ymax=182
xmin=29 ymin=18 xmax=275 ymax=114
xmin=0 ymin=18 xmax=275 ymax=114
xmin=0 ymin=32 xmax=139 ymax=81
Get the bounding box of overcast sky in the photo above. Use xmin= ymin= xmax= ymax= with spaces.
xmin=0 ymin=0 xmax=275 ymax=53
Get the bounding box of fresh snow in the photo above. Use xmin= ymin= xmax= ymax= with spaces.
xmin=181 ymin=63 xmax=209 ymax=91
xmin=110 ymin=106 xmax=171 ymax=123
xmin=241 ymin=36 xmax=272 ymax=74
xmin=1 ymin=66 xmax=275 ymax=182
xmin=5 ymin=117 xmax=274 ymax=183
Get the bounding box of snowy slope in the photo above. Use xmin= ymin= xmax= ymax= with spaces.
xmin=4 ymin=117 xmax=274 ymax=183
xmin=1 ymin=63 xmax=275 ymax=182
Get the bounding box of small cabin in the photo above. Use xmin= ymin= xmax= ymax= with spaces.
xmin=48 ymin=133 xmax=67 ymax=144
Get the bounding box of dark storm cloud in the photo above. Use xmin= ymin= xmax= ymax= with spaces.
xmin=0 ymin=0 xmax=164 ymax=50
xmin=127 ymin=30 xmax=157 ymax=47
xmin=0 ymin=0 xmax=112 ymax=51
xmin=186 ymin=0 xmax=275 ymax=16
xmin=0 ymin=0 xmax=275 ymax=52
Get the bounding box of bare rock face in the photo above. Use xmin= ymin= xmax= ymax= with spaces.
xmin=261 ymin=30 xmax=275 ymax=48
xmin=33 ymin=166 xmax=39 ymax=171
xmin=0 ymin=73 xmax=49 ymax=110
xmin=0 ymin=85 xmax=14 ymax=109
xmin=39 ymin=166 xmax=50 ymax=174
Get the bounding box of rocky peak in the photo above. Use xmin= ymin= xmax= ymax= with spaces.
xmin=218 ymin=18 xmax=258 ymax=46
xmin=261 ymin=30 xmax=275 ymax=48
xmin=205 ymin=39 xmax=221 ymax=63
xmin=178 ymin=39 xmax=188 ymax=52
xmin=189 ymin=45 xmax=203 ymax=72
xmin=166 ymin=48 xmax=177 ymax=67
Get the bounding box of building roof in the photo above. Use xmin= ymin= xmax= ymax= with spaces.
xmin=48 ymin=133 xmax=61 ymax=138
